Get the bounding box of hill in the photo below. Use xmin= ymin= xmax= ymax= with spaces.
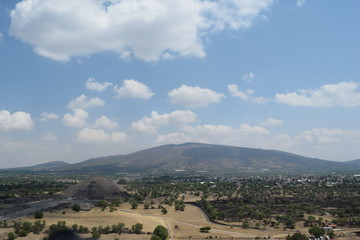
xmin=55 ymin=143 xmax=353 ymax=173
xmin=3 ymin=161 xmax=69 ymax=171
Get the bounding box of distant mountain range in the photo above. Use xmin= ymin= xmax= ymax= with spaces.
xmin=2 ymin=143 xmax=360 ymax=174
xmin=7 ymin=161 xmax=69 ymax=171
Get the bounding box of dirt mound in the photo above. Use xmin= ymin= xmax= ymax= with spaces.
xmin=63 ymin=176 xmax=125 ymax=200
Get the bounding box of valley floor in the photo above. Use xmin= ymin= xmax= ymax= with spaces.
xmin=1 ymin=202 xmax=360 ymax=240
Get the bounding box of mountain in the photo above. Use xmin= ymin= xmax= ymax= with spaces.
xmin=344 ymin=159 xmax=360 ymax=166
xmin=3 ymin=161 xmax=70 ymax=171
xmin=55 ymin=143 xmax=352 ymax=173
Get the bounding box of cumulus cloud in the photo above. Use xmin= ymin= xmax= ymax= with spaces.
xmin=62 ymin=109 xmax=89 ymax=128
xmin=38 ymin=112 xmax=58 ymax=122
xmin=114 ymin=79 xmax=154 ymax=99
xmin=228 ymin=84 xmax=268 ymax=103
xmin=301 ymin=128 xmax=350 ymax=144
xmin=67 ymin=94 xmax=105 ymax=110
xmin=275 ymin=82 xmax=360 ymax=107
xmin=156 ymin=132 xmax=192 ymax=145
xmin=158 ymin=123 xmax=270 ymax=147
xmin=77 ymin=128 xmax=127 ymax=143
xmin=261 ymin=118 xmax=284 ymax=126
xmin=168 ymin=85 xmax=224 ymax=108
xmin=41 ymin=132 xmax=58 ymax=141
xmin=9 ymin=0 xmax=273 ymax=62
xmin=297 ymin=0 xmax=306 ymax=7
xmin=242 ymin=72 xmax=255 ymax=82
xmin=86 ymin=78 xmax=113 ymax=92
xmin=0 ymin=110 xmax=34 ymax=131
xmin=94 ymin=116 xmax=118 ymax=130
xmin=132 ymin=110 xmax=197 ymax=134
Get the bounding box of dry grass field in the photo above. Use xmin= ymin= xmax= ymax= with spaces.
xmin=1 ymin=202 xmax=359 ymax=240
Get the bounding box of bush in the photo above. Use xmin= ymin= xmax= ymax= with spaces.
xmin=131 ymin=223 xmax=143 ymax=234
xmin=72 ymin=204 xmax=81 ymax=212
xmin=34 ymin=210 xmax=44 ymax=219
xmin=200 ymin=226 xmax=211 ymax=233
xmin=152 ymin=225 xmax=169 ymax=240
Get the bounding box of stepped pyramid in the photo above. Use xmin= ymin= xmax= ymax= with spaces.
xmin=63 ymin=176 xmax=125 ymax=200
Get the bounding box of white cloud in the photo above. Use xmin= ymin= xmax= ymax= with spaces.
xmin=77 ymin=128 xmax=127 ymax=143
xmin=242 ymin=72 xmax=255 ymax=82
xmin=239 ymin=124 xmax=270 ymax=135
xmin=261 ymin=118 xmax=284 ymax=126
xmin=0 ymin=110 xmax=34 ymax=131
xmin=0 ymin=33 xmax=3 ymax=40
xmin=9 ymin=0 xmax=273 ymax=62
xmin=114 ymin=79 xmax=154 ymax=99
xmin=301 ymin=128 xmax=349 ymax=144
xmin=86 ymin=78 xmax=113 ymax=92
xmin=156 ymin=132 xmax=192 ymax=145
xmin=62 ymin=109 xmax=89 ymax=128
xmin=228 ymin=84 xmax=268 ymax=103
xmin=41 ymin=132 xmax=58 ymax=141
xmin=67 ymin=94 xmax=105 ymax=110
xmin=297 ymin=0 xmax=306 ymax=7
xmin=182 ymin=124 xmax=233 ymax=137
xmin=132 ymin=110 xmax=197 ymax=134
xmin=275 ymin=82 xmax=360 ymax=107
xmin=168 ymin=84 xmax=224 ymax=108
xmin=159 ymin=123 xmax=271 ymax=147
xmin=38 ymin=112 xmax=58 ymax=122
xmin=94 ymin=116 xmax=118 ymax=130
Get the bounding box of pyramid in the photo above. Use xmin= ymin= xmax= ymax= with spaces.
xmin=63 ymin=176 xmax=125 ymax=200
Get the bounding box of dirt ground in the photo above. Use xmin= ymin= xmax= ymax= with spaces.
xmin=1 ymin=202 xmax=359 ymax=240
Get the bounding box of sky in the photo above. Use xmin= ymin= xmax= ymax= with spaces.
xmin=0 ymin=0 xmax=360 ymax=168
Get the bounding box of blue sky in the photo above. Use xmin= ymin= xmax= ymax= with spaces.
xmin=1 ymin=0 xmax=360 ymax=168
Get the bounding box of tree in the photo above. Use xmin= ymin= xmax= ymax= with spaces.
xmin=242 ymin=221 xmax=249 ymax=229
xmin=200 ymin=226 xmax=211 ymax=233
xmin=112 ymin=222 xmax=125 ymax=234
xmin=150 ymin=236 xmax=162 ymax=240
xmin=92 ymin=231 xmax=101 ymax=239
xmin=161 ymin=207 xmax=168 ymax=214
xmin=309 ymin=226 xmax=325 ymax=238
xmin=286 ymin=232 xmax=308 ymax=240
xmin=131 ymin=202 xmax=139 ymax=209
xmin=132 ymin=223 xmax=143 ymax=234
xmin=7 ymin=232 xmax=16 ymax=240
xmin=152 ymin=225 xmax=169 ymax=240
xmin=34 ymin=210 xmax=44 ymax=219
xmin=72 ymin=204 xmax=81 ymax=212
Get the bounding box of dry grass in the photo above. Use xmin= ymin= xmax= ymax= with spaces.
xmin=1 ymin=202 xmax=360 ymax=240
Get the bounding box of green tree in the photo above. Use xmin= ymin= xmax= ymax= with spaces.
xmin=92 ymin=231 xmax=101 ymax=239
xmin=132 ymin=223 xmax=143 ymax=234
xmin=150 ymin=236 xmax=162 ymax=240
xmin=286 ymin=232 xmax=308 ymax=240
xmin=72 ymin=204 xmax=81 ymax=212
xmin=309 ymin=226 xmax=325 ymax=238
xmin=152 ymin=225 xmax=169 ymax=240
xmin=131 ymin=202 xmax=139 ymax=209
xmin=200 ymin=226 xmax=211 ymax=233
xmin=242 ymin=221 xmax=249 ymax=229
xmin=161 ymin=207 xmax=168 ymax=214
xmin=7 ymin=232 xmax=16 ymax=240
xmin=34 ymin=210 xmax=44 ymax=219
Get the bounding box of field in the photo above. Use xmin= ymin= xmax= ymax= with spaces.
xmin=1 ymin=201 xmax=360 ymax=240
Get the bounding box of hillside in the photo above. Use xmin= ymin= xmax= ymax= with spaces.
xmin=55 ymin=143 xmax=351 ymax=173
xmin=4 ymin=161 xmax=70 ymax=171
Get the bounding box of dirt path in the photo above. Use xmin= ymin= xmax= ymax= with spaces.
xmin=120 ymin=209 xmax=257 ymax=239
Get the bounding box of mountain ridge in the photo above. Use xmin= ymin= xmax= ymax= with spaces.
xmin=55 ymin=142 xmax=356 ymax=173
xmin=2 ymin=143 xmax=359 ymax=173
